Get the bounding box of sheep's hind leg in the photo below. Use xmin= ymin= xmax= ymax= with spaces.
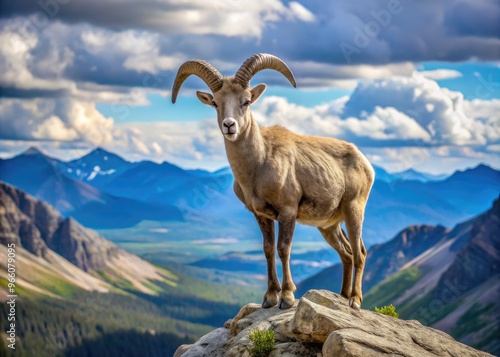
xmin=343 ymin=201 xmax=367 ymax=310
xmin=255 ymin=214 xmax=281 ymax=308
xmin=277 ymin=215 xmax=297 ymax=309
xmin=318 ymin=224 xmax=353 ymax=299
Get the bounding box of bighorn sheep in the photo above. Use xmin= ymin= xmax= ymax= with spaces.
xmin=172 ymin=54 xmax=374 ymax=310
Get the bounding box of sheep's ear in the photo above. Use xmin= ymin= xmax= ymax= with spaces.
xmin=250 ymin=84 xmax=267 ymax=103
xmin=196 ymin=91 xmax=214 ymax=106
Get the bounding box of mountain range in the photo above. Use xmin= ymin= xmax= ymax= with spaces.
xmin=0 ymin=147 xmax=498 ymax=247
xmin=373 ymin=165 xmax=449 ymax=183
xmin=372 ymin=165 xmax=448 ymax=183
xmin=0 ymin=181 xmax=177 ymax=295
xmin=0 ymin=150 xmax=498 ymax=354
xmin=0 ymin=182 xmax=260 ymax=356
xmin=297 ymin=196 xmax=500 ymax=354
xmin=0 ymin=148 xmax=183 ymax=228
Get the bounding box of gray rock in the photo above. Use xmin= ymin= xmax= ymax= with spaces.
xmin=173 ymin=344 xmax=192 ymax=357
xmin=175 ymin=328 xmax=231 ymax=357
xmin=176 ymin=289 xmax=493 ymax=357
xmin=230 ymin=303 xmax=261 ymax=335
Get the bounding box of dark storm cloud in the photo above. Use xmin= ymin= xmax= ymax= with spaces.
xmin=0 ymin=0 xmax=499 ymax=100
xmin=167 ymin=0 xmax=500 ymax=80
xmin=444 ymin=0 xmax=500 ymax=38
xmin=0 ymin=0 xmax=187 ymax=32
xmin=0 ymin=87 xmax=69 ymax=98
xmin=265 ymin=0 xmax=499 ymax=64
xmin=1 ymin=0 xmax=499 ymax=65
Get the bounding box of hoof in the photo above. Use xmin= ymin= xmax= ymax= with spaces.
xmin=279 ymin=290 xmax=295 ymax=309
xmin=279 ymin=300 xmax=292 ymax=309
xmin=349 ymin=297 xmax=361 ymax=310
xmin=262 ymin=292 xmax=278 ymax=309
xmin=262 ymin=299 xmax=276 ymax=309
xmin=279 ymin=296 xmax=295 ymax=310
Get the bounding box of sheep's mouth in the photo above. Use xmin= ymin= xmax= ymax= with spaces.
xmin=222 ymin=128 xmax=237 ymax=135
xmin=224 ymin=133 xmax=238 ymax=141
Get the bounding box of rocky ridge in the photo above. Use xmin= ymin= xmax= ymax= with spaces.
xmin=0 ymin=181 xmax=118 ymax=271
xmin=0 ymin=181 xmax=178 ymax=297
xmin=175 ymin=290 xmax=492 ymax=357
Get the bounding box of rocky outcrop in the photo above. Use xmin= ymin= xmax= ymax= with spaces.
xmin=50 ymin=217 xmax=118 ymax=271
xmin=0 ymin=181 xmax=118 ymax=271
xmin=175 ymin=290 xmax=492 ymax=357
xmin=0 ymin=181 xmax=54 ymax=256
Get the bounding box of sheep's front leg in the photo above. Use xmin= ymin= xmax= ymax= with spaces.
xmin=255 ymin=214 xmax=281 ymax=308
xmin=277 ymin=215 xmax=297 ymax=309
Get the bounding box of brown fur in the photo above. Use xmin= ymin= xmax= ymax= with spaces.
xmin=197 ymin=77 xmax=374 ymax=309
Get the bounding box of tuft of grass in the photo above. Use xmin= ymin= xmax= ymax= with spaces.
xmin=375 ymin=304 xmax=399 ymax=318
xmin=249 ymin=329 xmax=275 ymax=357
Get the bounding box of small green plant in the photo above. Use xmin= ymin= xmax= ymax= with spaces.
xmin=375 ymin=304 xmax=399 ymax=318
xmin=248 ymin=329 xmax=275 ymax=357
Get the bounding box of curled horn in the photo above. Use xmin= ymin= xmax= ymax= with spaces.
xmin=171 ymin=60 xmax=223 ymax=103
xmin=234 ymin=53 xmax=297 ymax=88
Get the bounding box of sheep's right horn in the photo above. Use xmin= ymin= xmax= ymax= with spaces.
xmin=172 ymin=60 xmax=223 ymax=103
xmin=235 ymin=53 xmax=296 ymax=88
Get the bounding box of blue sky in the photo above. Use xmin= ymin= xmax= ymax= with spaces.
xmin=0 ymin=0 xmax=499 ymax=174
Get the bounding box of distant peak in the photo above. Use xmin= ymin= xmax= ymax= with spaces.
xmin=82 ymin=147 xmax=127 ymax=162
xmin=22 ymin=146 xmax=44 ymax=156
xmin=89 ymin=147 xmax=112 ymax=156
xmin=453 ymin=163 xmax=494 ymax=176
xmin=403 ymin=168 xmax=418 ymax=174
xmin=161 ymin=160 xmax=177 ymax=167
xmin=473 ymin=163 xmax=491 ymax=171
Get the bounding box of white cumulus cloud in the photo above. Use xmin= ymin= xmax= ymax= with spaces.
xmin=0 ymin=65 xmax=498 ymax=173
xmin=419 ymin=69 xmax=463 ymax=80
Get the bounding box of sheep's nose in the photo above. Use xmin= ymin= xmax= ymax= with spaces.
xmin=222 ymin=117 xmax=237 ymax=135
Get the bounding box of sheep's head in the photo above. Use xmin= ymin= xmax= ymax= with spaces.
xmin=172 ymin=53 xmax=296 ymax=142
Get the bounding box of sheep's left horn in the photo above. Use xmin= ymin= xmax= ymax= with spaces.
xmin=234 ymin=53 xmax=296 ymax=88
xmin=172 ymin=60 xmax=223 ymax=103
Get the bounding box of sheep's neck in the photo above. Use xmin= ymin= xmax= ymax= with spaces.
xmin=224 ymin=113 xmax=265 ymax=186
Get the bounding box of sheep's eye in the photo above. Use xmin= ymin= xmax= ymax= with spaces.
xmin=243 ymin=100 xmax=251 ymax=107
xmin=212 ymin=101 xmax=218 ymax=108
